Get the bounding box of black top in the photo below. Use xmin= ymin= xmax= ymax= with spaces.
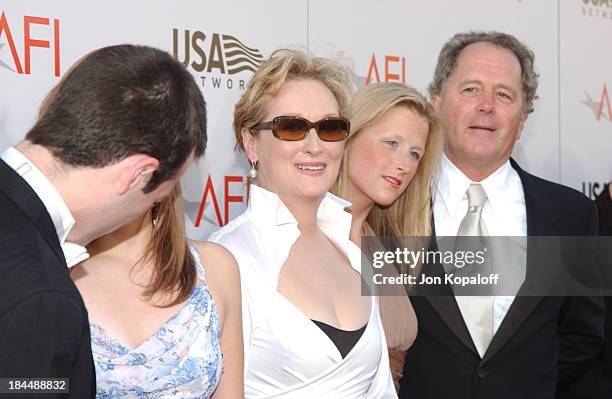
xmin=311 ymin=320 xmax=367 ymax=358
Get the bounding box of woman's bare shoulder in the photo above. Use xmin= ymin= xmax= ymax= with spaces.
xmin=190 ymin=241 xmax=241 ymax=314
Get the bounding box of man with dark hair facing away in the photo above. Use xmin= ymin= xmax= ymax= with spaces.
xmin=0 ymin=44 xmax=207 ymax=398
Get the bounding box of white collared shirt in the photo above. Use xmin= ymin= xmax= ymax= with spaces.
xmin=209 ymin=184 xmax=396 ymax=398
xmin=1 ymin=147 xmax=89 ymax=267
xmin=433 ymin=154 xmax=527 ymax=333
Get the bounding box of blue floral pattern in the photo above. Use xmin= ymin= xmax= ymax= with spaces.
xmin=90 ymin=246 xmax=222 ymax=398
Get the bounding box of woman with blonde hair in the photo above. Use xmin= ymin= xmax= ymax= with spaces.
xmin=332 ymin=82 xmax=443 ymax=391
xmin=72 ymin=183 xmax=243 ymax=398
xmin=209 ymin=48 xmax=396 ymax=397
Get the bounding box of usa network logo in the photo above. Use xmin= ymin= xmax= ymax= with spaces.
xmin=0 ymin=11 xmax=61 ymax=76
xmin=581 ymin=0 xmax=612 ymax=22
xmin=582 ymin=181 xmax=609 ymax=199
xmin=172 ymin=28 xmax=264 ymax=91
xmin=581 ymin=83 xmax=611 ymax=122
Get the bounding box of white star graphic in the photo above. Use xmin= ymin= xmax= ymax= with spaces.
xmin=0 ymin=43 xmax=16 ymax=72
xmin=581 ymin=90 xmax=611 ymax=121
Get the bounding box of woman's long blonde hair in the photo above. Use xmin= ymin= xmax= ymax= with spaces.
xmin=333 ymin=82 xmax=443 ymax=240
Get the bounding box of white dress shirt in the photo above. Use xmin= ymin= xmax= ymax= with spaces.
xmin=434 ymin=154 xmax=527 ymax=333
xmin=1 ymin=147 xmax=88 ymax=267
xmin=209 ymin=185 xmax=396 ymax=398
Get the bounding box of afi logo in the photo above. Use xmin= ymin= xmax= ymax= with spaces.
xmin=597 ymin=83 xmax=611 ymax=121
xmin=0 ymin=11 xmax=60 ymax=76
xmin=365 ymin=53 xmax=407 ymax=85
xmin=581 ymin=83 xmax=611 ymax=122
xmin=194 ymin=175 xmax=253 ymax=228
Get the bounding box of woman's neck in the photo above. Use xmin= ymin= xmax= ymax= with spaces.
xmin=86 ymin=212 xmax=153 ymax=274
xmin=342 ymin=185 xmax=374 ymax=246
xmin=278 ymin=193 xmax=323 ymax=233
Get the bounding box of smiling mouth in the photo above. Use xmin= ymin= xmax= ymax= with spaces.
xmin=296 ymin=164 xmax=324 ymax=171
xmin=469 ymin=125 xmax=496 ymax=132
xmin=295 ymin=163 xmax=325 ymax=175
xmin=383 ymin=176 xmax=402 ymax=188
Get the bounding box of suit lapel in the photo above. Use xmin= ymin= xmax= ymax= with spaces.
xmin=423 ymin=295 xmax=479 ymax=355
xmin=0 ymin=160 xmax=66 ymax=266
xmin=482 ymin=159 xmax=556 ymax=362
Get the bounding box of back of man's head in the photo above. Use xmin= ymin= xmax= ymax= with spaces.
xmin=26 ymin=44 xmax=207 ymax=193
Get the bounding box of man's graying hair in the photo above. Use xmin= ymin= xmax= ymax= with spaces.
xmin=428 ymin=31 xmax=539 ymax=113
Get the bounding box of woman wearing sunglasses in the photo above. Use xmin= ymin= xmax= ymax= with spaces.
xmin=209 ymin=49 xmax=396 ymax=397
xmin=332 ymin=82 xmax=442 ymax=392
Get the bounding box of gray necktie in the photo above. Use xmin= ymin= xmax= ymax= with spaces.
xmin=454 ymin=184 xmax=493 ymax=357
xmin=457 ymin=184 xmax=488 ymax=237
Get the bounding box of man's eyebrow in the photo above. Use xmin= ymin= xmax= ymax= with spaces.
xmin=458 ymin=79 xmax=518 ymax=94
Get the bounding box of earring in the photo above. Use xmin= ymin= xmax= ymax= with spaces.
xmin=152 ymin=202 xmax=160 ymax=227
xmin=249 ymin=160 xmax=258 ymax=179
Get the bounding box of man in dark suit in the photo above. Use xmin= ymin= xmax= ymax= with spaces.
xmin=596 ymin=183 xmax=612 ymax=397
xmin=399 ymin=31 xmax=604 ymax=399
xmin=0 ymin=44 xmax=207 ymax=397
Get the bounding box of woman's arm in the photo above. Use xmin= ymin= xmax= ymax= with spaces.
xmin=194 ymin=242 xmax=244 ymax=398
xmin=366 ymin=299 xmax=399 ymax=398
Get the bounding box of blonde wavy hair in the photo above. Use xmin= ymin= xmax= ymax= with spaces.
xmin=333 ymin=82 xmax=443 ymax=241
xmin=233 ymin=48 xmax=353 ymax=153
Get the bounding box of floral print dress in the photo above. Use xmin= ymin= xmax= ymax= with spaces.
xmin=90 ymin=246 xmax=222 ymax=398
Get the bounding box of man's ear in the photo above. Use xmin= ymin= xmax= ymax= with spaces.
xmin=115 ymin=154 xmax=160 ymax=195
xmin=431 ymin=95 xmax=441 ymax=112
xmin=516 ymin=110 xmax=528 ymax=141
xmin=241 ymin=127 xmax=258 ymax=163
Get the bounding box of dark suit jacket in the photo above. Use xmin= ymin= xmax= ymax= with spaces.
xmin=595 ymin=184 xmax=612 ymax=398
xmin=399 ymin=159 xmax=605 ymax=399
xmin=0 ymin=160 xmax=95 ymax=398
